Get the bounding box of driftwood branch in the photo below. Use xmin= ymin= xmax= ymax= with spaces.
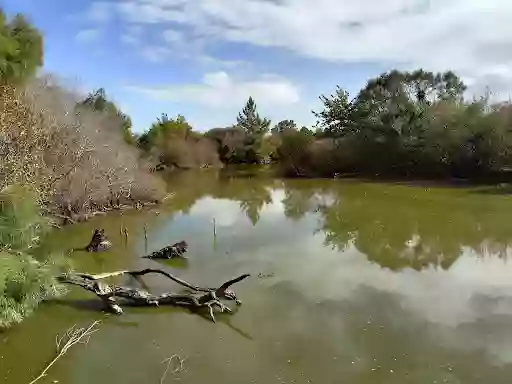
xmin=160 ymin=354 xmax=187 ymax=383
xmin=29 ymin=321 xmax=100 ymax=384
xmin=57 ymin=269 xmax=250 ymax=322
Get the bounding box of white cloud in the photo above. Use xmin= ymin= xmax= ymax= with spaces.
xmin=91 ymin=0 xmax=512 ymax=98
xmin=75 ymin=28 xmax=101 ymax=43
xmin=86 ymin=1 xmax=112 ymax=23
xmin=163 ymin=28 xmax=185 ymax=44
xmin=131 ymin=44 xmax=249 ymax=69
xmin=126 ymin=71 xmax=301 ymax=107
xmin=197 ymin=55 xmax=248 ymax=69
xmin=120 ymin=26 xmax=143 ymax=46
xmin=139 ymin=46 xmax=173 ymax=62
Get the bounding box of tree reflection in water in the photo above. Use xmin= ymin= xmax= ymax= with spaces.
xmin=163 ymin=170 xmax=512 ymax=271
xmin=279 ymin=180 xmax=512 ymax=271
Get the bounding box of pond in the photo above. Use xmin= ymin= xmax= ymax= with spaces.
xmin=3 ymin=171 xmax=512 ymax=383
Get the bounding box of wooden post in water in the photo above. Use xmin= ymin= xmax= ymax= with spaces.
xmin=123 ymin=226 xmax=128 ymax=248
xmin=212 ymin=218 xmax=217 ymax=250
xmin=143 ymin=223 xmax=148 ymax=252
xmin=119 ymin=224 xmax=125 ymax=247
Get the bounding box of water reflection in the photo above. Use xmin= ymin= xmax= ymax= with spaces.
xmin=165 ymin=171 xmax=512 ymax=272
xmin=8 ymin=171 xmax=512 ymax=383
xmin=164 ymin=170 xmax=274 ymax=226
xmin=157 ymin=172 xmax=512 ymax=367
xmin=311 ymin=182 xmax=512 ymax=271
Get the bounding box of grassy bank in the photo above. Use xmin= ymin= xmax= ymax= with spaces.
xmin=0 ymin=186 xmax=70 ymax=328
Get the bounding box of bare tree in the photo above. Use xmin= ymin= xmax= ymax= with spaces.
xmin=0 ymin=75 xmax=165 ymax=220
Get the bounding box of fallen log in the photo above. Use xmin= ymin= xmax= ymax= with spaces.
xmin=57 ymin=269 xmax=250 ymax=322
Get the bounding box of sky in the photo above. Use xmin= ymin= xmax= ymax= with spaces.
xmin=3 ymin=0 xmax=512 ymax=133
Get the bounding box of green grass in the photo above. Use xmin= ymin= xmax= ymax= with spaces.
xmin=0 ymin=184 xmax=69 ymax=329
xmin=0 ymin=252 xmax=67 ymax=328
xmin=0 ymin=184 xmax=47 ymax=250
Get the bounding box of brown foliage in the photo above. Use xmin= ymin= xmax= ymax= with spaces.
xmin=0 ymin=75 xmax=165 ymax=218
xmin=159 ymin=136 xmax=222 ymax=169
xmin=205 ymin=126 xmax=248 ymax=163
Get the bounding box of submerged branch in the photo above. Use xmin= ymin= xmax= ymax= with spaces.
xmin=76 ymin=268 xmax=206 ymax=292
xmin=29 ymin=320 xmax=100 ymax=384
xmin=160 ymin=354 xmax=187 ymax=383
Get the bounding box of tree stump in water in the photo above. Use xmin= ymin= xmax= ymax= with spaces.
xmin=85 ymin=229 xmax=112 ymax=252
xmin=142 ymin=241 xmax=188 ymax=259
xmin=57 ymin=269 xmax=250 ymax=322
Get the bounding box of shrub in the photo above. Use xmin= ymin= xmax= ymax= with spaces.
xmin=0 ymin=184 xmax=68 ymax=329
xmin=0 ymin=76 xmax=166 ymax=218
xmin=276 ymin=129 xmax=314 ymax=176
xmin=0 ymin=185 xmax=46 ymax=250
xmin=159 ymin=137 xmax=222 ymax=169
xmin=0 ymin=251 xmax=67 ymax=328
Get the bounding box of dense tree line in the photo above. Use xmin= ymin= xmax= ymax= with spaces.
xmin=136 ymin=96 xmax=276 ymax=168
xmin=137 ymin=68 xmax=512 ymax=182
xmin=289 ymin=70 xmax=505 ymax=179
xmin=278 ymin=69 xmax=512 ymax=180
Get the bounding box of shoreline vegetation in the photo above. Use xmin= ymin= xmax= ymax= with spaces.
xmin=3 ymin=8 xmax=512 ymax=328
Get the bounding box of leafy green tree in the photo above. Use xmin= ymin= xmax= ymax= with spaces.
xmin=353 ymin=70 xmax=421 ymax=143
xmin=354 ymin=69 xmax=467 ymax=136
xmin=313 ymin=86 xmax=359 ymax=138
xmin=138 ymin=113 xmax=192 ymax=151
xmin=434 ymin=70 xmax=467 ymax=102
xmin=311 ymin=69 xmax=475 ymax=175
xmin=0 ymin=11 xmax=43 ymax=84
xmin=271 ymin=119 xmax=297 ymax=135
xmin=276 ymin=128 xmax=315 ymax=176
xmin=315 ymin=70 xmax=467 ymax=141
xmin=137 ymin=114 xmax=220 ymax=170
xmin=299 ymin=126 xmax=314 ymax=136
xmin=77 ymin=88 xmax=135 ymax=144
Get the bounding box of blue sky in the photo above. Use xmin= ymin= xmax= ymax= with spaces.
xmin=3 ymin=0 xmax=512 ymax=133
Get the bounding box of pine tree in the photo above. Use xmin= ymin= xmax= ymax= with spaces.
xmin=235 ymin=97 xmax=271 ymax=162
xmin=236 ymin=97 xmax=271 ymax=137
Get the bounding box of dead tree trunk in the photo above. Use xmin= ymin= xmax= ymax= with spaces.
xmin=142 ymin=241 xmax=188 ymax=259
xmin=57 ymin=269 xmax=250 ymax=322
xmin=84 ymin=229 xmax=112 ymax=252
